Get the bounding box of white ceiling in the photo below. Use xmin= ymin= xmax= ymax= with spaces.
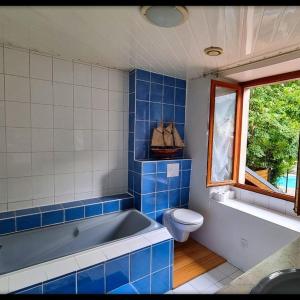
xmin=0 ymin=6 xmax=300 ymax=79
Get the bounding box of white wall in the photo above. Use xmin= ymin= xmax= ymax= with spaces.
xmin=0 ymin=45 xmax=128 ymax=212
xmin=185 ymin=76 xmax=299 ymax=272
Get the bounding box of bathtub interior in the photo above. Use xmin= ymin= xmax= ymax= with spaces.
xmin=0 ymin=209 xmax=161 ymax=276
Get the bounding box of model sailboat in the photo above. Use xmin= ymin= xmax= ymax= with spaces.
xmin=151 ymin=122 xmax=184 ymax=158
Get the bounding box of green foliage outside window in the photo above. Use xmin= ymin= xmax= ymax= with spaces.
xmin=246 ymin=80 xmax=300 ymax=186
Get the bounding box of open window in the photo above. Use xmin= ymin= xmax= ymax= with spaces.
xmin=207 ymin=73 xmax=300 ymax=215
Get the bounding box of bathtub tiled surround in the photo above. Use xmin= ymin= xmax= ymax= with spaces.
xmin=0 ymin=227 xmax=173 ymax=294
xmin=0 ymin=45 xmax=129 ymax=212
xmin=0 ymin=193 xmax=133 ymax=235
xmin=129 ymin=159 xmax=191 ymax=223
xmin=129 ymin=69 xmax=186 ymax=160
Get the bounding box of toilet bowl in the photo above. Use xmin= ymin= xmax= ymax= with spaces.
xmin=163 ymin=208 xmax=204 ymax=242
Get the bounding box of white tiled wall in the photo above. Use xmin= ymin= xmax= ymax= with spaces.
xmin=0 ymin=45 xmax=129 ymax=211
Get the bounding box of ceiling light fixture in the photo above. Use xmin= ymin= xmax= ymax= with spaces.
xmin=140 ymin=6 xmax=189 ymax=28
xmin=204 ymin=46 xmax=223 ymax=56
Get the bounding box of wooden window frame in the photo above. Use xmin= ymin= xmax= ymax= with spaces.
xmin=206 ymin=80 xmax=243 ymax=187
xmin=207 ymin=71 xmax=300 ymax=208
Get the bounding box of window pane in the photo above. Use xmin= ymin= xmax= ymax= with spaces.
xmin=244 ymin=81 xmax=300 ymax=197
xmin=211 ymin=87 xmax=237 ymax=182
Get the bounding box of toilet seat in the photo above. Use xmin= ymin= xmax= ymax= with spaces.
xmin=171 ymin=208 xmax=203 ymax=225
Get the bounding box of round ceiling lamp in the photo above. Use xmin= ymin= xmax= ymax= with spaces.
xmin=204 ymin=46 xmax=223 ymax=56
xmin=140 ymin=6 xmax=189 ymax=28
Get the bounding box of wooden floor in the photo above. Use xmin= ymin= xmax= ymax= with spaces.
xmin=173 ymin=238 xmax=226 ymax=288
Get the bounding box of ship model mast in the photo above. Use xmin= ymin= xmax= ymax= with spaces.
xmin=151 ymin=122 xmax=184 ymax=158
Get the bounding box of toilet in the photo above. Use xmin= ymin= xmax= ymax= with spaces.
xmin=163 ymin=208 xmax=204 ymax=242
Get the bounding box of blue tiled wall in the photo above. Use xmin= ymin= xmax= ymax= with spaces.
xmin=128 ymin=69 xmax=191 ymax=223
xmin=129 ymin=159 xmax=191 ymax=223
xmin=16 ymin=239 xmax=174 ymax=294
xmin=0 ymin=194 xmax=133 ymax=235
xmin=129 ymin=69 xmax=186 ymax=160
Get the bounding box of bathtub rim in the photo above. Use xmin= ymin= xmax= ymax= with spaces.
xmin=0 ymin=209 xmax=172 ymax=294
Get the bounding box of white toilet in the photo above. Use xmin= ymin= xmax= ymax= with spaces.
xmin=163 ymin=208 xmax=204 ymax=242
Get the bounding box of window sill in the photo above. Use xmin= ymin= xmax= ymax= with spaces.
xmin=216 ymin=198 xmax=300 ymax=233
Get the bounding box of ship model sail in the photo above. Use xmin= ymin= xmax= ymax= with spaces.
xmin=151 ymin=122 xmax=184 ymax=158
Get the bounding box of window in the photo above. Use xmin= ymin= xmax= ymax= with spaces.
xmin=207 ymin=73 xmax=300 ymax=214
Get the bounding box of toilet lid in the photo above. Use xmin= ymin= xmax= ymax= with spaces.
xmin=171 ymin=209 xmax=203 ymax=225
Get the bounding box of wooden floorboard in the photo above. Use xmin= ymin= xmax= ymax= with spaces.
xmin=173 ymin=238 xmax=226 ymax=288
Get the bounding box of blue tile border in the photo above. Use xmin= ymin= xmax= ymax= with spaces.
xmin=0 ymin=193 xmax=134 ymax=235
xmin=14 ymin=238 xmax=174 ymax=295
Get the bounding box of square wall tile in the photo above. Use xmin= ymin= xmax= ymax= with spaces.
xmin=32 ymin=152 xmax=53 ymax=175
xmin=136 ymin=100 xmax=149 ymax=121
xmin=109 ymin=91 xmax=124 ymax=111
xmin=6 ymin=127 xmax=31 ymax=153
xmin=163 ymin=86 xmax=174 ymax=105
xmin=152 ymin=240 xmax=170 ymax=272
xmin=109 ymin=111 xmax=123 ymax=131
xmin=54 ymin=106 xmax=73 ymax=129
xmin=42 ymin=210 xmax=64 ymax=226
xmin=74 ymin=108 xmax=92 ymax=130
xmin=175 ymin=88 xmax=186 ymax=106
xmin=0 ymin=75 xmax=4 ymax=100
xmin=31 ymin=104 xmax=53 ymax=129
xmin=74 ymin=130 xmax=91 ymax=151
xmin=0 ymin=218 xmax=15 ymax=234
xmin=54 ymin=173 xmax=74 ymax=196
xmin=142 ymin=174 xmax=156 ymax=194
xmin=164 ymin=75 xmax=175 ymax=87
xmin=65 ymin=206 xmax=84 ymax=221
xmin=151 ymin=73 xmax=163 ymax=84
xmin=53 ymin=58 xmax=73 ymax=84
xmin=151 ymin=267 xmax=170 ymax=294
xmin=105 ymin=255 xmax=129 ymax=292
xmin=31 ymin=79 xmax=53 ymax=105
xmin=30 ymin=53 xmax=52 ymax=80
xmin=92 ymin=66 xmax=108 ymax=89
xmin=136 ymin=69 xmax=150 ymax=81
xmin=103 ymin=200 xmax=119 ymax=214
xmin=141 ymin=193 xmax=156 ymax=213
xmin=0 ymin=102 xmax=4 ymax=127
xmin=150 ymin=102 xmax=162 ymax=122
xmin=5 ymin=102 xmax=30 ymax=128
xmin=44 ymin=273 xmax=76 ymax=294
xmin=5 ymin=75 xmax=30 ymax=102
xmin=93 ymin=110 xmax=108 ymax=130
xmin=85 ymin=203 xmax=103 ymax=217
xmin=109 ymin=69 xmax=124 ymax=92
xmin=92 ymin=88 xmax=108 ymax=110
xmin=132 ymin=275 xmax=150 ymax=294
xmin=136 ymin=80 xmax=150 ymax=101
xmin=7 ymin=153 xmax=31 ymax=177
xmin=16 ymin=213 xmax=41 ymax=231
xmin=53 ymin=82 xmax=73 ymax=107
xmin=156 ymin=191 xmax=169 ymax=210
xmin=130 ymin=247 xmax=151 ymax=282
xmin=77 ymin=264 xmax=104 ymax=294
xmin=54 ymin=152 xmax=74 ymax=174
xmin=74 ymin=85 xmax=91 ymax=108
xmin=54 ymin=129 xmax=74 ymax=151
xmin=74 ymin=63 xmax=91 ymax=86
xmin=4 ymin=47 xmax=29 ymax=77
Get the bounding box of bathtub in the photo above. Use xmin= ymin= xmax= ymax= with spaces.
xmin=0 ymin=208 xmax=162 ymax=276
